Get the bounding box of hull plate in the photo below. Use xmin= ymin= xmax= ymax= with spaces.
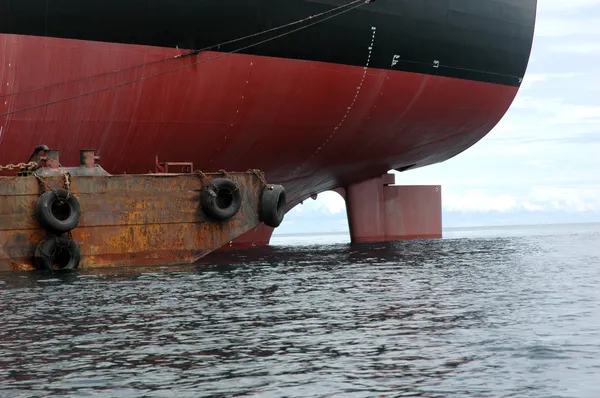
xmin=0 ymin=34 xmax=519 ymax=207
xmin=0 ymin=169 xmax=269 ymax=271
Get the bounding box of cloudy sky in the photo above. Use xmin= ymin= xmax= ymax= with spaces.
xmin=276 ymin=0 xmax=600 ymax=234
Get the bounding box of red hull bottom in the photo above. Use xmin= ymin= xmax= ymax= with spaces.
xmin=226 ymin=224 xmax=276 ymax=249
xmin=228 ymin=174 xmax=442 ymax=248
xmin=0 ymin=34 xmax=518 ymax=245
xmin=345 ymin=174 xmax=442 ymax=243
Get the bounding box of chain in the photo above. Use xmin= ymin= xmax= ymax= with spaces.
xmin=219 ymin=169 xmax=233 ymax=180
xmin=40 ymin=236 xmax=72 ymax=259
xmin=35 ymin=171 xmax=73 ymax=197
xmin=39 ymin=236 xmax=59 ymax=258
xmin=0 ymin=161 xmax=38 ymax=171
xmin=61 ymin=170 xmax=72 ymax=199
xmin=248 ymin=169 xmax=267 ymax=187
xmin=62 ymin=171 xmax=71 ymax=191
xmin=34 ymin=174 xmax=51 ymax=193
xmin=219 ymin=169 xmax=240 ymax=191
xmin=67 ymin=230 xmax=73 ymax=244
xmin=194 ymin=170 xmax=216 ymax=190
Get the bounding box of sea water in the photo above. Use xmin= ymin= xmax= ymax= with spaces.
xmin=1 ymin=223 xmax=599 ymax=397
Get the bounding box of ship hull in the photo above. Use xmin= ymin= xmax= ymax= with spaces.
xmin=0 ymin=0 xmax=536 ymax=85
xmin=0 ymin=0 xmax=537 ymax=206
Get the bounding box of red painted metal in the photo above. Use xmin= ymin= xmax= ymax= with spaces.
xmin=226 ymin=223 xmax=275 ymax=249
xmin=45 ymin=150 xmax=61 ymax=169
xmin=155 ymin=156 xmax=194 ymax=174
xmin=230 ymin=176 xmax=441 ymax=248
xmin=346 ymin=173 xmax=442 ymax=243
xmin=0 ymin=34 xmax=518 ymax=211
xmin=80 ymin=150 xmax=100 ymax=168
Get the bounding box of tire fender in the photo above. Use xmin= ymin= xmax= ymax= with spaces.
xmin=35 ymin=188 xmax=81 ymax=234
xmin=200 ymin=178 xmax=243 ymax=221
xmin=33 ymin=235 xmax=81 ymax=271
xmin=260 ymin=184 xmax=286 ymax=228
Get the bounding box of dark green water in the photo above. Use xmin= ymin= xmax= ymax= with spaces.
xmin=1 ymin=223 xmax=599 ymax=397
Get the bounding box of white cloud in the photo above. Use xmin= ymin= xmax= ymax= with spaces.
xmin=549 ymin=42 xmax=600 ymax=54
xmin=442 ymin=186 xmax=600 ymax=213
xmin=444 ymin=190 xmax=518 ymax=212
xmin=541 ymin=0 xmax=600 ymax=13
xmin=534 ymin=0 xmax=600 ymax=38
xmin=529 ymin=186 xmax=600 ymax=212
xmin=533 ymin=17 xmax=600 ymax=38
xmin=519 ymin=72 xmax=584 ymax=91
xmin=510 ymin=96 xmax=600 ymax=126
xmin=290 ymin=191 xmax=345 ymax=215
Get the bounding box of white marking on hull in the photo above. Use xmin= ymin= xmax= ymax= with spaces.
xmin=288 ymin=26 xmax=378 ymax=179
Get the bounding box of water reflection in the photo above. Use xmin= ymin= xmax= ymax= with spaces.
xmin=1 ymin=229 xmax=599 ymax=397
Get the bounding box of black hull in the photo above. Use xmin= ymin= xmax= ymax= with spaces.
xmin=0 ymin=0 xmax=536 ymax=86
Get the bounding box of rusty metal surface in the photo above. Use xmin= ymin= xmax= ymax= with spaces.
xmin=346 ymin=173 xmax=442 ymax=243
xmin=0 ymin=171 xmax=265 ymax=271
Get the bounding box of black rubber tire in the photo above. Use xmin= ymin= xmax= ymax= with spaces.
xmin=200 ymin=178 xmax=243 ymax=221
xmin=33 ymin=235 xmax=81 ymax=271
xmin=35 ymin=189 xmax=81 ymax=234
xmin=260 ymin=185 xmax=286 ymax=228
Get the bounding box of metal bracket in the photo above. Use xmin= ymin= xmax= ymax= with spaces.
xmin=155 ymin=156 xmax=193 ymax=173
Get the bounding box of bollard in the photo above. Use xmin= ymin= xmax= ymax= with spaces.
xmin=46 ymin=150 xmax=60 ymax=170
xmin=35 ymin=150 xmax=48 ymax=168
xmin=80 ymin=150 xmax=99 ymax=169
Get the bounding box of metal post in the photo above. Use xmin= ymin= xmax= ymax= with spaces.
xmin=36 ymin=150 xmax=48 ymax=168
xmin=46 ymin=150 xmax=60 ymax=170
xmin=80 ymin=150 xmax=97 ymax=169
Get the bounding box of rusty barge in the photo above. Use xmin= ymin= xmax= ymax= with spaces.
xmin=0 ymin=147 xmax=286 ymax=272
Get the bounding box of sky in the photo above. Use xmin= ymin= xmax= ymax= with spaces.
xmin=275 ymin=0 xmax=600 ymax=234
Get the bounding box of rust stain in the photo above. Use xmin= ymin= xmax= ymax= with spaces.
xmin=0 ymin=168 xmax=270 ymax=272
